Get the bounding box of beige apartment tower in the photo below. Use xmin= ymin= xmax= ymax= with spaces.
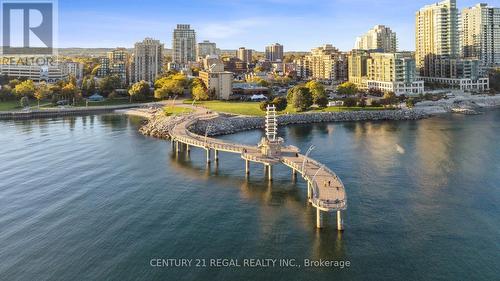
xmin=237 ymin=47 xmax=253 ymax=63
xmin=415 ymin=0 xmax=459 ymax=75
xmin=131 ymin=38 xmax=164 ymax=84
xmin=355 ymin=25 xmax=397 ymax=52
xmin=265 ymin=43 xmax=284 ymax=62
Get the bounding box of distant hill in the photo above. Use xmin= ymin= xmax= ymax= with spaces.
xmin=57 ymin=48 xmax=307 ymax=58
xmin=57 ymin=48 xmax=173 ymax=57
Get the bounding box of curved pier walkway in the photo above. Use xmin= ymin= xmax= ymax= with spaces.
xmin=169 ymin=108 xmax=347 ymax=230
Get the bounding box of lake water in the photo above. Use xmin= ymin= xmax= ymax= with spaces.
xmin=0 ymin=111 xmax=499 ymax=281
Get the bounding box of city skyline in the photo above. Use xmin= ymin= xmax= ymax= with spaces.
xmin=59 ymin=0 xmax=487 ymax=51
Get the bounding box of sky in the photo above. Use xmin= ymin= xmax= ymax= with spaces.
xmin=58 ymin=0 xmax=486 ymax=51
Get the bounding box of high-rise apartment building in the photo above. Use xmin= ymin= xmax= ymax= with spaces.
xmin=354 ymin=25 xmax=397 ymax=52
xmin=131 ymin=38 xmax=164 ymax=84
xmin=196 ymin=40 xmax=218 ymax=61
xmin=107 ymin=48 xmax=129 ymax=85
xmin=297 ymin=44 xmax=347 ymax=81
xmin=462 ymin=3 xmax=500 ymax=67
xmin=172 ymin=24 xmax=196 ymax=64
xmin=265 ymin=43 xmax=284 ymax=62
xmin=415 ymin=0 xmax=459 ymax=75
xmin=415 ymin=0 xmax=488 ymax=90
xmin=237 ymin=47 xmax=253 ymax=63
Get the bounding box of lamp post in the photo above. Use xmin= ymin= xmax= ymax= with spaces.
xmin=204 ymin=125 xmax=213 ymax=147
xmin=301 ymin=145 xmax=316 ymax=173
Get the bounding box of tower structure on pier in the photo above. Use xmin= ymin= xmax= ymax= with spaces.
xmin=258 ymin=105 xmax=283 ymax=158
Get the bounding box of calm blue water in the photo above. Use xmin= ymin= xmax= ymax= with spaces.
xmin=0 ymin=112 xmax=499 ymax=281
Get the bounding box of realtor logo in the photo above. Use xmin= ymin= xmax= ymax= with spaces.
xmin=1 ymin=0 xmax=56 ymax=55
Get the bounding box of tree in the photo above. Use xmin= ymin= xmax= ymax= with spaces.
xmin=154 ymin=74 xmax=186 ymax=98
xmin=99 ymin=75 xmax=122 ymax=96
xmin=0 ymin=85 xmax=13 ymax=101
xmin=82 ymin=76 xmax=96 ymax=96
xmin=192 ymin=85 xmax=209 ymax=101
xmin=259 ymin=100 xmax=271 ymax=111
xmin=305 ymin=80 xmax=328 ymax=107
xmin=489 ymin=69 xmax=500 ymax=92
xmin=367 ymin=87 xmax=384 ymax=97
xmin=62 ymin=83 xmax=79 ymax=104
xmin=14 ymin=80 xmax=35 ymax=98
xmin=381 ymin=91 xmax=397 ymax=106
xmin=272 ymin=96 xmax=287 ymax=111
xmin=154 ymin=87 xmax=170 ymax=100
xmin=336 ymin=82 xmax=358 ymax=96
xmin=8 ymin=79 xmax=21 ymax=89
xmin=288 ymin=86 xmax=312 ymax=111
xmin=406 ymin=97 xmax=416 ymax=108
xmin=343 ymin=97 xmax=357 ymax=107
xmin=34 ymin=82 xmax=50 ymax=108
xmin=129 ymin=80 xmax=151 ymax=102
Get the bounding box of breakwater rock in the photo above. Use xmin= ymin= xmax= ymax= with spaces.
xmin=140 ymin=109 xmax=428 ymax=139
xmin=191 ymin=110 xmax=427 ymax=136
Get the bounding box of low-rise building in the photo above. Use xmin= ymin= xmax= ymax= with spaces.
xmin=232 ymin=83 xmax=270 ymax=98
xmin=0 ymin=61 xmax=83 ymax=83
xmin=196 ymin=40 xmax=218 ymax=61
xmin=366 ymin=52 xmax=424 ymax=95
xmin=222 ymin=57 xmax=247 ymax=73
xmin=420 ymin=57 xmax=489 ymax=91
xmin=199 ymin=63 xmax=233 ymax=100
xmin=349 ymin=51 xmax=424 ymax=95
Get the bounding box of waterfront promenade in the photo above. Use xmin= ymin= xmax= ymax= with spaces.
xmin=168 ymin=106 xmax=347 ymax=229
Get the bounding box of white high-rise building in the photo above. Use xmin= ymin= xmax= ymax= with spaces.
xmin=462 ymin=3 xmax=500 ymax=67
xmin=354 ymin=25 xmax=397 ymax=52
xmin=172 ymin=24 xmax=196 ymax=64
xmin=131 ymin=38 xmax=164 ymax=84
xmin=196 ymin=40 xmax=218 ymax=61
xmin=415 ymin=0 xmax=460 ymax=75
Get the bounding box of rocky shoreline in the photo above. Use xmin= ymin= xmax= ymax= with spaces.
xmin=139 ymin=109 xmax=428 ymax=139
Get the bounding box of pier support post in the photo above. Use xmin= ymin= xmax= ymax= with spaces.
xmin=337 ymin=211 xmax=344 ymax=231
xmin=245 ymin=160 xmax=250 ymax=175
xmin=214 ymin=150 xmax=219 ymax=162
xmin=316 ymin=208 xmax=323 ymax=228
xmin=176 ymin=141 xmax=180 ymax=153
xmin=171 ymin=140 xmax=175 ymax=150
xmin=292 ymin=169 xmax=297 ymax=181
xmin=206 ymin=149 xmax=211 ymax=164
xmin=186 ymin=144 xmax=190 ymax=153
xmin=267 ymin=165 xmax=273 ymax=181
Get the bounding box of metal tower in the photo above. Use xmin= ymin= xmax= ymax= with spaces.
xmin=265 ymin=104 xmax=278 ymax=142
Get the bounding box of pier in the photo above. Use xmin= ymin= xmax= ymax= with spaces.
xmin=169 ymin=105 xmax=347 ymax=230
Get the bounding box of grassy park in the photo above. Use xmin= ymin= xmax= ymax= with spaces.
xmin=184 ymin=100 xmax=387 ymax=116
xmin=163 ymin=105 xmax=193 ymax=116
